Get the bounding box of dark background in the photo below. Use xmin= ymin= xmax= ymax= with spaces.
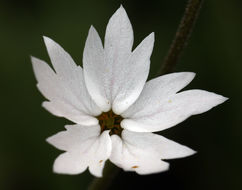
xmin=0 ymin=0 xmax=241 ymax=189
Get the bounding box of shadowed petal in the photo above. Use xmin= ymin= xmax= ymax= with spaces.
xmin=110 ymin=130 xmax=172 ymax=175
xmin=47 ymin=125 xmax=112 ymax=177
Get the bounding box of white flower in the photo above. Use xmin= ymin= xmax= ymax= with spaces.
xmin=32 ymin=6 xmax=227 ymax=177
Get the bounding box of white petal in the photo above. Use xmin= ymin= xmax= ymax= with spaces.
xmin=32 ymin=38 xmax=101 ymax=123
xmin=122 ymin=72 xmax=196 ymax=118
xmin=104 ymin=5 xmax=134 ymax=63
xmin=83 ymin=26 xmax=110 ymax=112
xmin=43 ymin=37 xmax=101 ymax=114
xmin=43 ymin=36 xmax=77 ymax=77
xmin=111 ymin=33 xmax=154 ymax=114
xmin=32 ymin=56 xmax=59 ymax=99
xmin=53 ymin=152 xmax=88 ymax=175
xmin=104 ymin=5 xmax=134 ymax=103
xmin=42 ymin=101 xmax=98 ymax=125
xmin=124 ymin=130 xmax=195 ymax=159
xmin=47 ymin=125 xmax=112 ymax=177
xmin=122 ymin=88 xmax=228 ymax=132
xmin=109 ymin=130 xmax=170 ymax=175
xmin=83 ymin=6 xmax=154 ymax=114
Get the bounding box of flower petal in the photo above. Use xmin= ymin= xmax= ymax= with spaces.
xmin=110 ymin=130 xmax=171 ymax=175
xmin=122 ymin=87 xmax=228 ymax=132
xmin=43 ymin=36 xmax=77 ymax=78
xmin=122 ymin=72 xmax=196 ymax=118
xmin=83 ymin=26 xmax=110 ymax=111
xmin=83 ymin=6 xmax=154 ymax=114
xmin=111 ymin=32 xmax=154 ymax=114
xmin=32 ymin=38 xmax=101 ymax=124
xmin=105 ymin=5 xmax=133 ymax=58
xmin=52 ymin=152 xmax=88 ymax=175
xmin=42 ymin=101 xmax=98 ymax=126
xmin=47 ymin=125 xmax=112 ymax=177
xmin=126 ymin=130 xmax=195 ymax=159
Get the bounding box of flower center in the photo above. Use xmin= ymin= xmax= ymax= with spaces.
xmin=97 ymin=110 xmax=124 ymax=136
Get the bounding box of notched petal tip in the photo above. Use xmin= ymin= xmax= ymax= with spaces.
xmin=31 ymin=56 xmax=55 ymax=85
xmin=30 ymin=56 xmax=41 ymax=65
xmin=43 ymin=36 xmax=58 ymax=54
xmin=43 ymin=36 xmax=58 ymax=51
xmin=52 ymin=154 xmax=83 ymax=175
xmin=89 ymin=25 xmax=96 ymax=32
xmin=184 ymin=71 xmax=196 ymax=78
xmin=43 ymin=35 xmax=52 ymax=44
xmin=212 ymin=95 xmax=228 ymax=108
xmin=220 ymin=96 xmax=229 ymax=103
xmin=45 ymin=136 xmax=54 ymax=146
xmin=149 ymin=32 xmax=155 ymax=41
xmin=87 ymin=25 xmax=101 ymax=42
xmin=118 ymin=4 xmax=126 ymax=13
xmin=162 ymin=146 xmax=196 ymax=161
xmin=45 ymin=131 xmax=65 ymax=148
xmin=88 ymin=166 xmax=104 ymax=178
xmin=180 ymin=147 xmax=197 ymax=158
xmin=209 ymin=93 xmax=229 ymax=106
xmin=135 ymin=161 xmax=170 ymax=175
xmin=30 ymin=55 xmax=36 ymax=62
xmin=190 ymin=71 xmax=196 ymax=76
xmin=174 ymin=71 xmax=196 ymax=81
xmin=139 ymin=32 xmax=155 ymax=48
xmin=180 ymin=71 xmax=196 ymax=83
xmin=191 ymin=149 xmax=197 ymax=156
xmin=162 ymin=163 xmax=170 ymax=172
xmin=31 ymin=56 xmax=39 ymax=71
xmin=110 ymin=4 xmax=130 ymax=23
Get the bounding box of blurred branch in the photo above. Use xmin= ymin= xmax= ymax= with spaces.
xmin=159 ymin=0 xmax=204 ymax=75
xmin=88 ymin=161 xmax=120 ymax=190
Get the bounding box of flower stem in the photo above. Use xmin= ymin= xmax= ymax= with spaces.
xmin=159 ymin=0 xmax=203 ymax=75
xmin=87 ymin=161 xmax=120 ymax=190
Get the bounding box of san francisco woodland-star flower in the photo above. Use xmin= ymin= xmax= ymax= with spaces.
xmin=32 ymin=6 xmax=227 ymax=177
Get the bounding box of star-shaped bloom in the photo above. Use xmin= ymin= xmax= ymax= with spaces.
xmin=32 ymin=6 xmax=227 ymax=177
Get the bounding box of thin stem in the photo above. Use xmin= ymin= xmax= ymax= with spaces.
xmin=159 ymin=0 xmax=203 ymax=75
xmin=88 ymin=161 xmax=120 ymax=190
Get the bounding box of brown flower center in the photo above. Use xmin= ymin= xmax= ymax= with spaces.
xmin=97 ymin=110 xmax=124 ymax=136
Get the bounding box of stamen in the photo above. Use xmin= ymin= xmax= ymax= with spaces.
xmin=97 ymin=110 xmax=124 ymax=136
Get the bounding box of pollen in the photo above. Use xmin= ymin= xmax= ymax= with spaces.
xmin=97 ymin=110 xmax=124 ymax=136
xmin=132 ymin=166 xmax=139 ymax=168
xmin=99 ymin=160 xmax=103 ymax=163
xmin=168 ymin=99 xmax=172 ymax=103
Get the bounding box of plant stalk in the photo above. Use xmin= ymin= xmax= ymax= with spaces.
xmin=88 ymin=161 xmax=120 ymax=190
xmin=159 ymin=0 xmax=203 ymax=75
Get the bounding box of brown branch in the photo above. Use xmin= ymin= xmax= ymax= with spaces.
xmin=159 ymin=0 xmax=204 ymax=75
